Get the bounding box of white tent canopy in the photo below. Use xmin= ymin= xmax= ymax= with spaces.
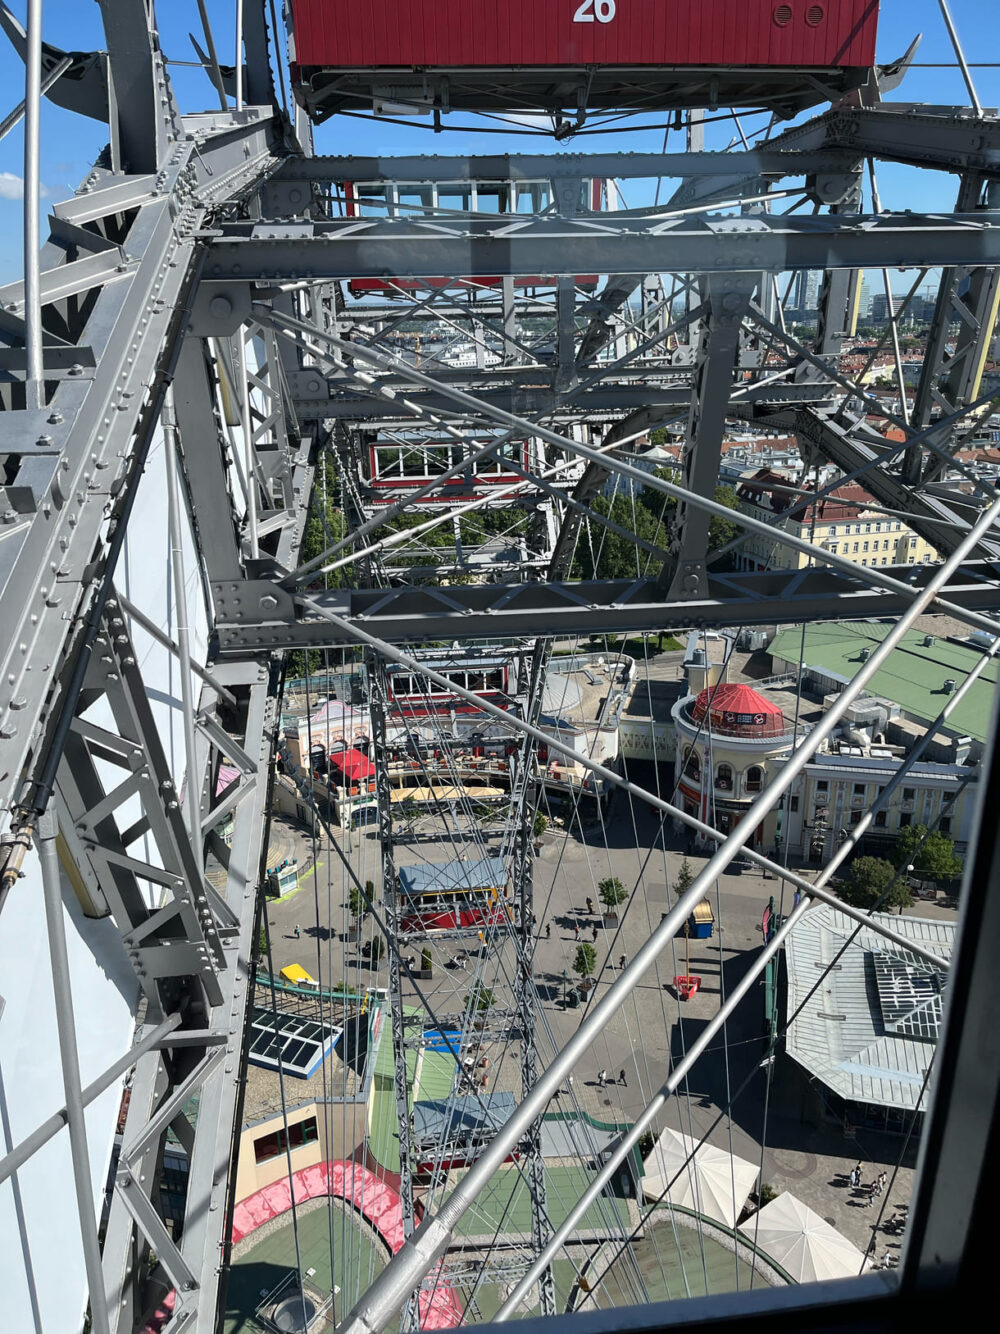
xmin=642 ymin=1127 xmax=759 ymax=1229
xmin=738 ymin=1192 xmax=869 ymax=1283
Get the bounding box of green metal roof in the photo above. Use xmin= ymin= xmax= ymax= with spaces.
xmin=414 ymin=1050 xmax=459 ymax=1102
xmin=444 ymin=1163 xmax=630 ymax=1239
xmin=769 ymin=623 xmax=996 ymax=744
xmin=369 ymin=1005 xmax=420 ymax=1175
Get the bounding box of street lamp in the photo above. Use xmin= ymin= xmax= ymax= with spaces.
xmin=561 ymin=970 xmax=568 ymax=1009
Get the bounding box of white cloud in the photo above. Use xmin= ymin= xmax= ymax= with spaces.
xmin=0 ymin=171 xmax=54 ymax=200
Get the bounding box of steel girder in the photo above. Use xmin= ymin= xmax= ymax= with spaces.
xmin=270 ymin=104 xmax=1000 ymax=193
xmin=2 ymin=12 xmax=1000 ymax=1334
xmin=662 ymin=274 xmax=755 ymax=601
xmin=211 ymin=562 xmax=1000 ymax=650
xmin=0 ymin=107 xmax=283 ymax=828
xmin=911 ymin=173 xmax=1000 ymax=484
xmin=0 ymin=15 xmax=306 ymax=1333
xmin=204 ymin=211 xmax=1000 ymax=284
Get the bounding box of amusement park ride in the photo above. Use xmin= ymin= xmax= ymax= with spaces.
xmin=0 ymin=2 xmax=999 ymax=1333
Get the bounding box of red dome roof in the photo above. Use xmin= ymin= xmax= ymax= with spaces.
xmin=691 ymin=682 xmax=786 ymax=737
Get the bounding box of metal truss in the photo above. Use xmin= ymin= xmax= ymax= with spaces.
xmin=2 ymin=5 xmax=1000 ymax=1334
xmin=368 ymin=660 xmax=419 ymax=1273
xmin=206 ymin=210 xmax=1000 ymax=285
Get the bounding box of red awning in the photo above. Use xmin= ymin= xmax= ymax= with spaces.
xmin=329 ymin=747 xmax=375 ymax=781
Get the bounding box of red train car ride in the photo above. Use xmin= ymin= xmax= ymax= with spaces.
xmin=398 ymin=856 xmax=509 ymax=933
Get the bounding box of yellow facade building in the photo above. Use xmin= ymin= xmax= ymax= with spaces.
xmin=735 ymin=470 xmax=940 ymax=573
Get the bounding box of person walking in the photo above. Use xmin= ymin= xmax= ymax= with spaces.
xmin=879 ymin=1171 xmax=887 ymax=1191
xmin=618 ymin=953 xmax=627 ymax=971
xmin=619 ymin=1068 xmax=627 ymax=1087
xmin=574 ymin=922 xmax=580 ymax=940
xmin=293 ymin=924 xmax=301 ymax=939
xmin=545 ymin=922 xmax=551 ymax=940
xmin=849 ymin=1167 xmax=858 ymax=1189
xmin=586 ymin=897 xmax=594 ymax=915
xmin=592 ymin=926 xmax=599 ymax=942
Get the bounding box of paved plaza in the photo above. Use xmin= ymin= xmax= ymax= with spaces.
xmin=260 ymin=757 xmax=953 ymax=1260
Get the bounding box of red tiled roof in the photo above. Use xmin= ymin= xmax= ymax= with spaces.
xmin=737 ymin=468 xmax=879 ymax=525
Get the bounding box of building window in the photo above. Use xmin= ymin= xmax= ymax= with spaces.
xmin=828 ymin=526 xmax=837 ymax=536
xmin=865 ymin=523 xmax=872 ymax=533
xmin=254 ymin=1116 xmax=319 ymax=1165
xmin=903 ymin=787 xmax=915 ymax=802
xmin=816 ymin=780 xmax=828 ymax=794
xmin=715 ymin=762 xmax=733 ymax=792
xmin=874 ymin=810 xmax=887 ymax=827
xmin=850 ymin=810 xmax=863 ymax=825
xmin=745 ymin=765 xmax=764 ymax=794
xmin=853 ymin=542 xmax=859 ymax=553
xmin=940 ymin=816 xmax=952 ymax=834
xmin=830 ymin=543 xmax=838 ymax=554
xmin=854 ymin=783 xmax=867 ymax=797
xmin=862 ymin=541 xmax=869 ymax=552
xmin=899 ymin=812 xmax=913 ymax=828
xmin=683 ymin=747 xmax=700 ymax=782
xmin=789 ymin=795 xmax=799 ymax=812
xmin=884 ymin=540 xmax=891 ymax=550
xmin=881 ymin=557 xmax=887 ymax=565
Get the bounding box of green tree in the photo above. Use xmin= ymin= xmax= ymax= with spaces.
xmin=533 ymin=810 xmax=549 ymax=840
xmin=364 ymin=935 xmax=386 ymax=964
xmin=300 ymin=452 xmax=347 ymax=581
xmin=891 ymin=824 xmax=962 ymax=881
xmin=466 ymin=982 xmax=496 ymax=1014
xmin=636 ymin=472 xmax=741 ymax=560
xmin=638 ymin=466 xmax=679 ymax=520
xmin=839 ymin=856 xmax=913 ymax=912
xmin=573 ymin=943 xmax=598 ymax=980
xmin=708 ymin=484 xmax=741 ymax=553
xmin=598 ymin=876 xmax=629 ymax=911
xmin=574 ymin=494 xmax=667 ymax=581
xmin=348 ymin=885 xmax=371 ymax=920
xmin=674 ymin=858 xmax=695 ymax=901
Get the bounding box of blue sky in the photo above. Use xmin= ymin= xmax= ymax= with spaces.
xmin=0 ymin=0 xmax=998 ymax=286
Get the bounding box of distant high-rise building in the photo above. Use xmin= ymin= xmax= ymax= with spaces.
xmin=788 ymin=270 xmax=820 ymax=314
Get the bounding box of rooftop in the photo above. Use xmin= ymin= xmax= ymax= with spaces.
xmin=737 ymin=468 xmax=881 ymax=525
xmin=398 ymin=857 xmax=508 ymax=897
xmin=691 ymin=682 xmax=786 ymax=738
xmin=241 ymin=985 xmax=376 ymax=1125
xmin=784 ymin=904 xmax=954 ymax=1114
xmin=769 ymin=623 xmax=996 ymax=744
xmin=441 ymin=1163 xmax=632 ymax=1244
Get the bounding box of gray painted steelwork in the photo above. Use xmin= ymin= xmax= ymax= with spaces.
xmin=0 ymin=5 xmax=998 ymax=1332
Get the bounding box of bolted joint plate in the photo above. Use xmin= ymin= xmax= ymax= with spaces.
xmin=212 ymin=579 xmax=297 ymax=628
xmin=189 ymin=282 xmax=253 ymax=337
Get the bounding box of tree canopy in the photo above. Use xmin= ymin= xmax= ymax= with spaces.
xmin=891 ymin=824 xmax=962 ymax=881
xmin=466 ymin=983 xmax=496 ymax=1013
xmin=839 ymin=856 xmax=913 ymax=912
xmin=598 ymin=876 xmax=629 ymax=909
xmin=674 ymin=858 xmax=695 ymax=902
xmin=573 ymin=943 xmax=598 ymax=979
